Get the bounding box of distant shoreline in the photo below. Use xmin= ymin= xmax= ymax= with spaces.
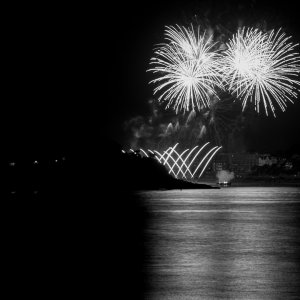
xmin=199 ymin=179 xmax=300 ymax=188
xmin=229 ymin=181 xmax=300 ymax=187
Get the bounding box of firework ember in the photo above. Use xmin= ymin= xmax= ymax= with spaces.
xmin=222 ymin=27 xmax=300 ymax=116
xmin=148 ymin=25 xmax=223 ymax=113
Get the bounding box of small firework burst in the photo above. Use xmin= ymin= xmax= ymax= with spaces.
xmin=222 ymin=27 xmax=300 ymax=116
xmin=148 ymin=25 xmax=223 ymax=113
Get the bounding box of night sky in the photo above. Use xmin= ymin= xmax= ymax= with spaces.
xmin=104 ymin=0 xmax=300 ymax=154
xmin=3 ymin=0 xmax=300 ymax=160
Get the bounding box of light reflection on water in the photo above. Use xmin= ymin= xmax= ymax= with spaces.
xmin=138 ymin=187 xmax=300 ymax=299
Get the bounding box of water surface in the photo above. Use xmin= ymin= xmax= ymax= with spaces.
xmin=138 ymin=187 xmax=300 ymax=299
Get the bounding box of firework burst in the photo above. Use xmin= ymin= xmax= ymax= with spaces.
xmin=134 ymin=143 xmax=222 ymax=180
xmin=222 ymin=27 xmax=300 ymax=116
xmin=148 ymin=25 xmax=223 ymax=113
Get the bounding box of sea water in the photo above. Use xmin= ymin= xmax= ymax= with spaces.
xmin=138 ymin=187 xmax=300 ymax=299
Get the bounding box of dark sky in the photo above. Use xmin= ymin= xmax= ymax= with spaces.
xmin=3 ymin=1 xmax=300 ymax=158
xmin=103 ymin=0 xmax=300 ymax=154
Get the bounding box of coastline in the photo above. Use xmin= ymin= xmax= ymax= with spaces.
xmin=199 ymin=179 xmax=300 ymax=188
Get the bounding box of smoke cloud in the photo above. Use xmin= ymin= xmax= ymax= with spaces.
xmin=216 ymin=170 xmax=235 ymax=182
xmin=123 ymin=95 xmax=248 ymax=152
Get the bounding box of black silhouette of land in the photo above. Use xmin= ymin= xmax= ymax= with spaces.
xmin=6 ymin=137 xmax=218 ymax=299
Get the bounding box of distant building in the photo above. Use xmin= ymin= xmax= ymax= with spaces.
xmin=203 ymin=151 xmax=298 ymax=178
xmin=258 ymin=154 xmax=278 ymax=166
xmin=284 ymin=161 xmax=293 ymax=170
xmin=211 ymin=152 xmax=259 ymax=177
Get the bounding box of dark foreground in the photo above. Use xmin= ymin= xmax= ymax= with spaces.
xmin=7 ymin=139 xmax=300 ymax=299
xmin=3 ymin=139 xmax=167 ymax=298
xmin=3 ymin=137 xmax=218 ymax=296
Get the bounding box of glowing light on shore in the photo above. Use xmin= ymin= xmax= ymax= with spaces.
xmin=148 ymin=25 xmax=223 ymax=113
xmin=222 ymin=27 xmax=300 ymax=116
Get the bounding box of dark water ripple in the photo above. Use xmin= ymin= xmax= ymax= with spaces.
xmin=138 ymin=187 xmax=300 ymax=299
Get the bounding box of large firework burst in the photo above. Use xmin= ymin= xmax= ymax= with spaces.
xmin=222 ymin=27 xmax=300 ymax=116
xmin=148 ymin=25 xmax=223 ymax=113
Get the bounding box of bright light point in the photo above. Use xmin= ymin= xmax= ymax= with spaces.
xmin=9 ymin=162 xmax=16 ymax=166
xmin=33 ymin=160 xmax=38 ymax=164
xmin=121 ymin=150 xmax=126 ymax=154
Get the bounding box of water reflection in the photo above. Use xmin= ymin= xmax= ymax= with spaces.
xmin=139 ymin=187 xmax=300 ymax=299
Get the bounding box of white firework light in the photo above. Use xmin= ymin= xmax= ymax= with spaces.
xmin=128 ymin=143 xmax=222 ymax=180
xmin=222 ymin=27 xmax=300 ymax=116
xmin=148 ymin=25 xmax=223 ymax=113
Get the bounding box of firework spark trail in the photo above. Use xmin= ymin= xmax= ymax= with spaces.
xmin=153 ymin=150 xmax=178 ymax=177
xmin=175 ymin=145 xmax=198 ymax=176
xmin=163 ymin=143 xmax=179 ymax=165
xmin=155 ymin=143 xmax=218 ymax=178
xmin=154 ymin=147 xmax=171 ymax=163
xmin=165 ymin=153 xmax=189 ymax=178
xmin=129 ymin=143 xmax=221 ymax=179
xmin=198 ymin=146 xmax=222 ymax=178
xmin=182 ymin=142 xmax=210 ymax=177
xmin=192 ymin=146 xmax=219 ymax=177
xmin=168 ymin=148 xmax=190 ymax=175
xmin=157 ymin=147 xmax=194 ymax=177
xmin=155 ymin=146 xmax=180 ymax=170
xmin=222 ymin=27 xmax=300 ymax=116
xmin=148 ymin=25 xmax=223 ymax=113
xmin=139 ymin=148 xmax=149 ymax=157
xmin=154 ymin=145 xmax=187 ymax=178
xmin=154 ymin=149 xmax=187 ymax=178
xmin=172 ymin=149 xmax=193 ymax=176
xmin=156 ymin=147 xmax=173 ymax=164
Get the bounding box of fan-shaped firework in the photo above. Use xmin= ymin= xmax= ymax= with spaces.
xmin=127 ymin=143 xmax=222 ymax=180
xmin=148 ymin=25 xmax=223 ymax=113
xmin=222 ymin=27 xmax=300 ymax=116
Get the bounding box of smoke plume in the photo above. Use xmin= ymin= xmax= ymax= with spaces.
xmin=216 ymin=170 xmax=235 ymax=182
